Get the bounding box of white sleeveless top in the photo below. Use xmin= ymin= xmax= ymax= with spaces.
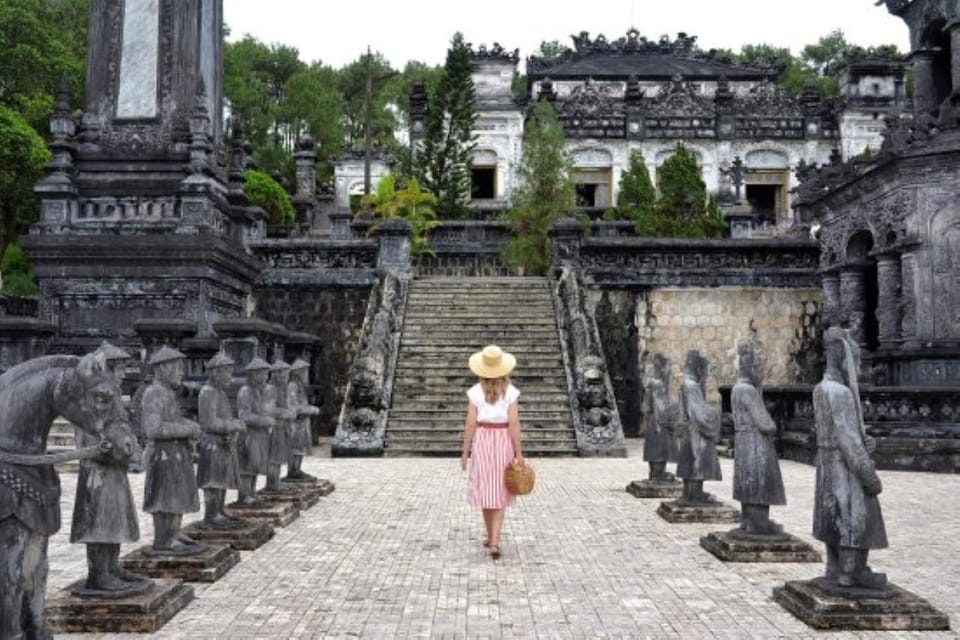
xmin=467 ymin=383 xmax=520 ymax=423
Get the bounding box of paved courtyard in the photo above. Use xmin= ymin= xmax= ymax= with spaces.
xmin=48 ymin=439 xmax=959 ymax=639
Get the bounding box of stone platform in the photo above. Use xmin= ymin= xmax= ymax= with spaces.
xmin=225 ymin=499 xmax=300 ymax=527
xmin=46 ymin=579 xmax=193 ymax=633
xmin=625 ymin=478 xmax=682 ymax=499
xmin=657 ymin=498 xmax=740 ymax=523
xmin=121 ymin=544 xmax=240 ymax=582
xmin=773 ymin=579 xmax=951 ymax=631
xmin=257 ymin=482 xmax=326 ymax=510
xmin=700 ymin=529 xmax=822 ymax=562
xmin=181 ymin=519 xmax=274 ymax=551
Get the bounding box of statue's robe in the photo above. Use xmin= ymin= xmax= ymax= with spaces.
xmin=812 ymin=374 xmax=888 ymax=550
xmin=676 ymin=374 xmax=722 ymax=481
xmin=642 ymin=377 xmax=678 ymax=463
xmin=142 ymin=382 xmax=200 ymax=514
xmin=237 ymin=385 xmax=271 ymax=475
xmin=264 ymin=382 xmax=291 ymax=465
xmin=196 ymin=384 xmax=241 ymax=490
xmin=287 ymin=380 xmax=318 ymax=456
xmin=731 ymin=379 xmax=786 ymax=506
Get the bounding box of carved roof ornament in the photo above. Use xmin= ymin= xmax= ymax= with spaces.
xmin=738 ymin=78 xmax=803 ymax=118
xmin=877 ymin=0 xmax=913 ymax=16
xmin=469 ymin=42 xmax=520 ymax=64
xmin=558 ymin=77 xmax=625 ymax=120
xmin=527 ymin=28 xmax=779 ymax=77
xmin=645 ymin=75 xmax=712 ymax=117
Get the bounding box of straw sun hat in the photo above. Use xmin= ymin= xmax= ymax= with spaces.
xmin=469 ymin=345 xmax=516 ymax=379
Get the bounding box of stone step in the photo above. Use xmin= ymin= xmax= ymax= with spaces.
xmin=411 ymin=278 xmax=551 ymax=287
xmin=388 ymin=418 xmax=571 ymax=429
xmin=397 ymin=356 xmax=563 ymax=366
xmin=388 ymin=398 xmax=570 ymax=410
xmin=397 ymin=345 xmax=563 ymax=355
xmin=383 ymin=443 xmax=578 ymax=457
xmin=395 ymin=364 xmax=564 ymax=375
xmin=387 ymin=430 xmax=576 ymax=442
xmin=389 ymin=409 xmax=571 ymax=421
xmin=402 ymin=317 xmax=558 ymax=326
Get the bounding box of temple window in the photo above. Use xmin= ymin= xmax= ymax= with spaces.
xmin=470 ymin=166 xmax=496 ymax=200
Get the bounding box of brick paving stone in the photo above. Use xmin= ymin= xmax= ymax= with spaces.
xmin=46 ymin=439 xmax=958 ymax=639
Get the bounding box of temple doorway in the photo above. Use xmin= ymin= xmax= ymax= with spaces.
xmin=574 ymin=168 xmax=612 ymax=208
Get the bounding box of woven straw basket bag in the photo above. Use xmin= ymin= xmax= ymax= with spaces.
xmin=505 ymin=461 xmax=536 ymax=496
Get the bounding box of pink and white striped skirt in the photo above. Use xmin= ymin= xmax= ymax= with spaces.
xmin=468 ymin=426 xmax=516 ymax=510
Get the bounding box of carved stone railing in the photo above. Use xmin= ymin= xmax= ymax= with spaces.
xmin=552 ymin=265 xmax=627 ymax=456
xmin=250 ymin=237 xmax=379 ymax=286
xmin=580 ymin=237 xmax=820 ymax=287
xmin=0 ymin=295 xmax=39 ymax=318
xmin=332 ymin=269 xmax=408 ymax=455
xmin=416 ymin=221 xmax=516 ymax=277
xmin=718 ymin=384 xmax=960 ymax=473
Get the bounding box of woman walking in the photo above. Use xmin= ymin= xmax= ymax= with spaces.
xmin=460 ymin=345 xmax=524 ymax=560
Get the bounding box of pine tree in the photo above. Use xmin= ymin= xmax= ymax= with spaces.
xmin=616 ymin=149 xmax=655 ymax=218
xmin=416 ymin=33 xmax=477 ymax=218
xmin=502 ymin=100 xmax=574 ymax=275
xmin=655 ymin=142 xmax=707 ymax=218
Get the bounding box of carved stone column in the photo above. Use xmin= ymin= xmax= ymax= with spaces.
xmin=548 ymin=217 xmax=584 ymax=273
xmin=376 ymin=218 xmax=412 ymax=274
xmin=949 ymin=21 xmax=960 ymax=101
xmin=911 ymin=48 xmax=938 ymax=118
xmin=840 ymin=264 xmax=867 ymax=344
xmin=820 ymin=269 xmax=842 ymax=328
xmin=899 ymin=248 xmax=921 ymax=349
xmin=875 ymin=252 xmax=902 ymax=345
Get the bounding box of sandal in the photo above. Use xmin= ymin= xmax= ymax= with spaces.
xmin=482 ymin=539 xmax=490 ymax=548
xmin=490 ymin=545 xmax=501 ymax=560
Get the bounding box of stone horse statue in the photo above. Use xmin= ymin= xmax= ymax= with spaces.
xmin=0 ymin=353 xmax=125 ymax=640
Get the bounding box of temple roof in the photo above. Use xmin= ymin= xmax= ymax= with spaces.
xmin=527 ymin=30 xmax=779 ymax=81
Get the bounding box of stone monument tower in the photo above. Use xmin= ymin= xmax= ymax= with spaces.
xmin=24 ymin=0 xmax=263 ymax=352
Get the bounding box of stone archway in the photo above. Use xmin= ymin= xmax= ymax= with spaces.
xmin=845 ymin=230 xmax=880 ymax=350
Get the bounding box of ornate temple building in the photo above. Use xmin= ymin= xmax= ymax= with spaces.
xmin=414 ymin=30 xmax=907 ymax=227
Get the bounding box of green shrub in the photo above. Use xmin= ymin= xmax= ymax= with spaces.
xmin=243 ymin=169 xmax=294 ymax=224
xmin=0 ymin=241 xmax=38 ymax=298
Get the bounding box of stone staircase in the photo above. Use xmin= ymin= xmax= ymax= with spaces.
xmin=385 ymin=277 xmax=578 ymax=457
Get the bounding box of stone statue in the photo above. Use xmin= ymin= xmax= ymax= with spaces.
xmin=676 ymin=350 xmax=722 ymax=503
xmin=71 ymin=342 xmax=150 ymax=595
xmin=813 ymin=327 xmax=888 ymax=592
xmin=196 ymin=352 xmax=245 ymax=528
xmin=285 ymin=359 xmax=319 ymax=482
xmin=731 ymin=341 xmax=786 ymax=535
xmin=0 ymin=351 xmax=124 ymax=639
xmin=263 ymin=359 xmax=297 ymax=491
xmin=235 ymin=358 xmax=275 ymax=506
xmin=643 ymin=354 xmax=679 ymax=481
xmin=141 ymin=347 xmax=204 ymax=555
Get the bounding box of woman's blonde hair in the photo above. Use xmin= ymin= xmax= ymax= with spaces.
xmin=479 ymin=376 xmax=510 ymax=404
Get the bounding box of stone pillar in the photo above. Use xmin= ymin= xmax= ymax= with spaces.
xmin=839 ymin=264 xmax=867 ymax=344
xmin=293 ymin=134 xmax=320 ymax=229
xmin=376 ymin=219 xmax=412 ymax=273
xmin=0 ymin=318 xmax=56 ymax=374
xmin=212 ymin=318 xmax=286 ymax=369
xmin=548 ymin=217 xmax=584 ymax=273
xmin=911 ymin=48 xmax=938 ymax=118
xmin=329 ymin=209 xmax=354 ymax=240
xmin=899 ymin=249 xmax=921 ymax=349
xmin=949 ymin=21 xmax=960 ymax=102
xmin=875 ymin=252 xmax=902 ymax=345
xmin=821 ymin=269 xmax=842 ymax=328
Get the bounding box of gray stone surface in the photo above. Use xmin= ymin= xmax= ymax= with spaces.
xmin=115 ymin=0 xmax=159 ymax=119
xmin=43 ymin=440 xmax=959 ymax=638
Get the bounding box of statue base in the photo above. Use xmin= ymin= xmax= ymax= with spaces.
xmin=121 ymin=544 xmax=240 ymax=582
xmin=225 ymin=499 xmax=300 ymax=527
xmin=182 ymin=519 xmax=274 ymax=551
xmin=656 ymin=498 xmax=740 ymax=523
xmin=257 ymin=484 xmax=322 ymax=510
xmin=699 ymin=530 xmax=822 ymax=562
xmin=773 ymin=579 xmax=950 ymax=630
xmin=626 ymin=479 xmax=682 ymax=499
xmin=46 ymin=579 xmax=194 ymax=633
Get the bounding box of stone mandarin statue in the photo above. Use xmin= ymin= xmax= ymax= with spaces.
xmin=196 ymin=352 xmax=246 ymax=529
xmin=71 ymin=342 xmax=150 ymax=595
xmin=643 ymin=353 xmax=680 ymax=481
xmin=235 ymin=358 xmax=275 ymax=506
xmin=0 ymin=351 xmax=124 ymax=639
xmin=731 ymin=341 xmax=787 ymax=536
xmin=264 ymin=359 xmax=297 ymax=492
xmin=286 ymin=359 xmax=319 ymax=482
xmin=141 ymin=347 xmax=204 ymax=555
xmin=676 ymin=350 xmax=723 ymax=503
xmin=813 ymin=326 xmax=888 ymax=592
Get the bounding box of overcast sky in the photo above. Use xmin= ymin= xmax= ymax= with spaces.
xmin=224 ymin=0 xmax=912 ymax=70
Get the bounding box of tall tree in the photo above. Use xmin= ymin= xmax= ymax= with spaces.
xmin=339 ymin=51 xmax=399 ymax=152
xmin=0 ymin=106 xmax=49 ymax=254
xmin=502 ymin=100 xmax=573 ymax=275
xmin=416 ymin=32 xmax=477 ymax=218
xmin=616 ymin=149 xmax=656 ymax=218
xmin=656 ymin=142 xmax=707 ymax=218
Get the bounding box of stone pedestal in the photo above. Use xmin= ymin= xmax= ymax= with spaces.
xmin=121 ymin=544 xmax=240 ymax=582
xmin=625 ymin=479 xmax=682 ymax=499
xmin=656 ymin=499 xmax=740 ymax=523
xmin=182 ymin=519 xmax=274 ymax=551
xmin=773 ymin=580 xmax=950 ymax=630
xmin=46 ymin=579 xmax=194 ymax=633
xmin=225 ymin=500 xmax=300 ymax=527
xmin=699 ymin=530 xmax=821 ymax=562
xmin=257 ymin=483 xmax=323 ymax=510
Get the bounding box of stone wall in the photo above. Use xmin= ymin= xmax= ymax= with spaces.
xmin=594 ymin=286 xmax=822 ymax=437
xmin=253 ymin=285 xmax=372 ymax=436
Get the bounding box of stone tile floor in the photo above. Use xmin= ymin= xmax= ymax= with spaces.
xmin=48 ymin=439 xmax=958 ymax=639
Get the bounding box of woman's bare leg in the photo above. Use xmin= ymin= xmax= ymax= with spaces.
xmin=489 ymin=509 xmax=505 ymax=548
xmin=482 ymin=509 xmax=494 ymax=543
